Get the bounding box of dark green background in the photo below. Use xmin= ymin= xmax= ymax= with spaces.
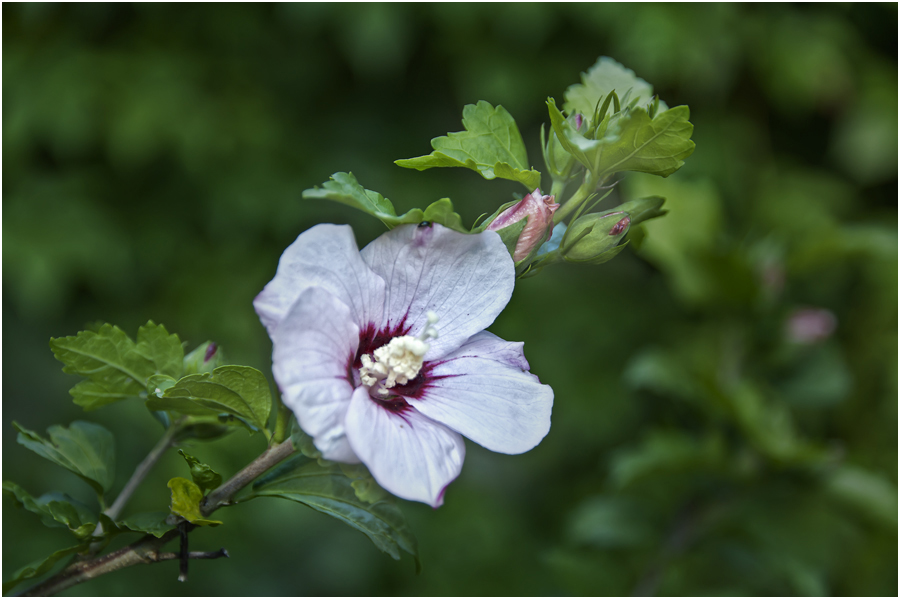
xmin=4 ymin=3 xmax=897 ymax=596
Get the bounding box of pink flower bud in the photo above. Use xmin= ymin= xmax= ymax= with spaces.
xmin=486 ymin=189 xmax=559 ymax=262
xmin=786 ymin=308 xmax=837 ymax=344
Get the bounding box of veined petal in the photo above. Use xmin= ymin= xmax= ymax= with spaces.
xmin=409 ymin=331 xmax=553 ymax=455
xmin=345 ymin=387 xmax=465 ymax=507
xmin=360 ymin=223 xmax=514 ymax=360
xmin=255 ymin=224 xmax=385 ymax=336
xmin=273 ymin=287 xmax=360 ymax=463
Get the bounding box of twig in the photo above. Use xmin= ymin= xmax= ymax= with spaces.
xmin=88 ymin=424 xmax=180 ymax=550
xmin=20 ymin=440 xmax=295 ymax=597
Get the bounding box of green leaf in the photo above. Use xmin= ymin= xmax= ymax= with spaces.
xmin=146 ymin=365 xmax=272 ymax=433
xmin=564 ymin=56 xmax=655 ymax=118
xmin=566 ymin=495 xmax=653 ymax=549
xmin=117 ymin=511 xmax=176 ymax=538
xmin=290 ymin=421 xmax=323 ymax=460
xmin=243 ymin=454 xmax=418 ymax=566
xmin=422 ymin=198 xmax=466 ymax=232
xmin=302 ymin=172 xmax=400 ymax=228
xmin=135 ymin=321 xmax=184 ymax=380
xmin=496 ymin=216 xmax=528 ymax=257
xmin=3 ymin=544 xmax=87 ymax=594
xmin=167 ymin=478 xmax=222 ymax=526
xmin=825 ymin=465 xmax=898 ymax=527
xmin=548 ymin=98 xmax=694 ymax=180
xmin=609 ymin=430 xmax=726 ymax=489
xmin=338 ymin=464 xmax=391 ymax=504
xmin=178 ymin=450 xmax=223 ymax=493
xmin=14 ymin=421 xmax=115 ymax=495
xmin=395 ymin=100 xmax=541 ymax=190
xmin=4 ymin=481 xmax=96 ymax=539
xmin=50 ymin=324 xmax=157 ymax=410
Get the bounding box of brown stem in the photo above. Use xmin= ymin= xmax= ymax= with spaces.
xmin=20 ymin=440 xmax=295 ymax=597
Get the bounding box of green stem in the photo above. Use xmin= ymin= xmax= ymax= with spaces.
xmin=554 ymin=173 xmax=597 ymax=224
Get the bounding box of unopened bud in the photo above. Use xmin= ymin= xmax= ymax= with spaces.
xmin=486 ymin=189 xmax=559 ymax=262
xmin=183 ymin=341 xmax=225 ymax=375
xmin=561 ymin=211 xmax=631 ymax=263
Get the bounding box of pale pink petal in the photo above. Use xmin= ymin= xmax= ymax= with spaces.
xmin=272 ymin=287 xmax=360 ymax=463
xmin=407 ymin=331 xmax=553 ymax=455
xmin=360 ymin=223 xmax=514 ymax=360
xmin=345 ymin=387 xmax=465 ymax=507
xmin=255 ymin=224 xmax=385 ymax=336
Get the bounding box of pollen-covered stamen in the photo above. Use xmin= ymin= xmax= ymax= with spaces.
xmin=359 ymin=312 xmax=439 ymax=396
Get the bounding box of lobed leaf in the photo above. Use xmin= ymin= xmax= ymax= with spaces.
xmin=14 ymin=421 xmax=115 ymax=495
xmin=395 ymin=100 xmax=541 ymax=190
xmin=146 ymin=365 xmax=272 ymax=433
xmin=50 ymin=321 xmax=183 ymax=410
xmin=243 ymin=454 xmax=418 ymax=566
xmin=548 ymin=98 xmax=694 ymax=180
xmin=564 ymin=56 xmax=655 ymax=118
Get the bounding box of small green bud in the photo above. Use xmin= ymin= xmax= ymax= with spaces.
xmin=561 ymin=211 xmax=631 ymax=263
xmin=614 ymin=196 xmax=666 ymax=227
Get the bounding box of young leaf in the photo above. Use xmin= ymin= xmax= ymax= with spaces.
xmin=548 ymin=99 xmax=694 ymax=179
xmin=564 ymin=56 xmax=655 ymax=118
xmin=50 ymin=324 xmax=157 ymax=410
xmin=302 ymin=172 xmax=401 ymax=228
xmin=117 ymin=511 xmax=176 ymax=538
xmin=243 ymin=454 xmax=418 ymax=566
xmin=3 ymin=544 xmax=88 ymax=594
xmin=135 ymin=321 xmax=184 ymax=380
xmin=422 ymin=198 xmax=466 ymax=232
xmin=395 ymin=100 xmax=541 ymax=190
xmin=178 ymin=450 xmax=223 ymax=493
xmin=168 ymin=478 xmax=222 ymax=526
xmin=591 ymin=106 xmax=695 ymax=178
xmin=146 ymin=365 xmax=272 ymax=433
xmin=183 ymin=341 xmax=224 ymax=375
xmin=14 ymin=421 xmax=115 ymax=495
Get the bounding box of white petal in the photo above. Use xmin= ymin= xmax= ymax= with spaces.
xmin=360 ymin=223 xmax=514 ymax=360
xmin=272 ymin=286 xmax=360 ymax=463
xmin=345 ymin=387 xmax=465 ymax=507
xmin=408 ymin=331 xmax=553 ymax=455
xmin=255 ymin=224 xmax=385 ymax=336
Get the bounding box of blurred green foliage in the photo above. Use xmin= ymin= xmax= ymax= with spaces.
xmin=3 ymin=3 xmax=897 ymax=596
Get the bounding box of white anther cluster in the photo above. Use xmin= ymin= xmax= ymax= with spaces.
xmin=359 ymin=312 xmax=439 ymax=396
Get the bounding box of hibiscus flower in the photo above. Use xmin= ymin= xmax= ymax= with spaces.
xmin=255 ymin=222 xmax=553 ymax=507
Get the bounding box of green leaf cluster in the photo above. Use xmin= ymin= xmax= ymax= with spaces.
xmin=178 ymin=450 xmax=223 ymax=493
xmin=4 ymin=481 xmax=97 ymax=540
xmin=395 ymin=100 xmax=541 ymax=190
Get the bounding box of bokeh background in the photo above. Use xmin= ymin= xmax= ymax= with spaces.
xmin=3 ymin=3 xmax=897 ymax=596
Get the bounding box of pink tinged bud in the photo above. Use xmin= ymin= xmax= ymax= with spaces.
xmin=204 ymin=342 xmax=218 ymax=363
xmin=574 ymin=113 xmax=584 ymax=130
xmin=486 ymin=189 xmax=559 ymax=261
xmin=786 ymin=308 xmax=837 ymax=344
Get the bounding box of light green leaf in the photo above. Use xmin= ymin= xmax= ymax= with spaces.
xmin=135 ymin=321 xmax=183 ymax=380
xmin=422 ymin=198 xmax=466 ymax=232
xmin=564 ymin=56 xmax=655 ymax=118
xmin=290 ymin=421 xmax=323 ymax=460
xmin=243 ymin=454 xmax=418 ymax=566
xmin=3 ymin=544 xmax=87 ymax=594
xmin=50 ymin=324 xmax=157 ymax=410
xmin=302 ymin=171 xmax=403 ymax=229
xmin=548 ymin=98 xmax=694 ymax=180
xmin=146 ymin=365 xmax=272 ymax=433
xmin=395 ymin=100 xmax=541 ymax=190
xmin=14 ymin=421 xmax=115 ymax=494
xmin=178 ymin=450 xmax=223 ymax=493
xmin=566 ymin=495 xmax=653 ymax=549
xmin=496 ymin=216 xmax=528 ymax=258
xmin=609 ymin=430 xmax=726 ymax=489
xmin=167 ymin=477 xmax=222 ymax=526
xmin=117 ymin=511 xmax=176 ymax=538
